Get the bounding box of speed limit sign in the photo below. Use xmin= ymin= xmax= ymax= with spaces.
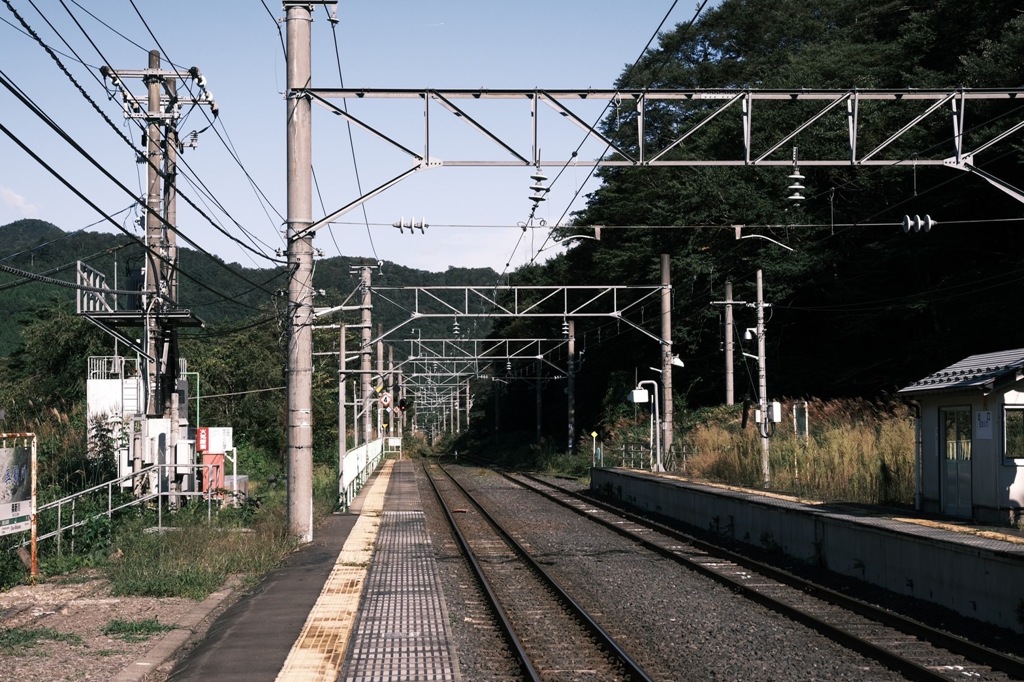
xmin=380 ymin=393 xmax=392 ymax=407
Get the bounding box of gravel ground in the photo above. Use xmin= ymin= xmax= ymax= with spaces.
xmin=0 ymin=571 xmax=201 ymax=681
xmin=419 ymin=466 xmax=523 ymax=681
xmin=442 ymin=465 xmax=908 ymax=681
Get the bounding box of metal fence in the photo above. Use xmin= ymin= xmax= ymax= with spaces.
xmin=29 ymin=463 xmax=217 ymax=559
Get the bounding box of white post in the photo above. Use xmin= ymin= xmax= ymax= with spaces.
xmin=636 ymin=379 xmax=661 ymax=471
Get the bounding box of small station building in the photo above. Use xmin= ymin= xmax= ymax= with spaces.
xmin=898 ymin=348 xmax=1024 ymax=525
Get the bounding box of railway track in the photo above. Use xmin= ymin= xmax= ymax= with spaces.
xmin=423 ymin=461 xmax=653 ymax=682
xmin=505 ymin=469 xmax=1024 ymax=682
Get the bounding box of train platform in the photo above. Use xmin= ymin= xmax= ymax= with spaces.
xmin=162 ymin=458 xmax=460 ymax=682
xmin=143 ymin=461 xmax=1024 ymax=680
xmin=592 ymin=467 xmax=1024 ymax=633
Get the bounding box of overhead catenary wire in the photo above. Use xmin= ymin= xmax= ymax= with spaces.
xmin=122 ymin=0 xmax=286 ymax=251
xmin=524 ymin=0 xmax=714 ymax=266
xmin=0 ymin=116 xmax=274 ymax=310
xmin=324 ymin=6 xmax=380 ymax=266
xmin=1 ymin=4 xmax=283 ymax=271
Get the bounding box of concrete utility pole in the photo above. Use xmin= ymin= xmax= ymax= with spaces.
xmin=338 ymin=324 xmax=347 ymax=504
xmin=724 ymin=281 xmax=735 ymax=405
xmin=163 ymin=78 xmax=178 ymax=308
xmin=360 ymin=265 xmax=373 ymax=446
xmin=712 ymin=282 xmax=737 ymax=406
xmin=387 ymin=344 xmax=394 ymax=435
xmin=376 ymin=323 xmax=385 ymax=435
xmin=660 ymin=254 xmax=673 ymax=470
xmin=144 ymin=49 xmax=162 ymax=416
xmin=567 ymin=319 xmax=576 ymax=453
xmin=285 ymin=3 xmax=314 ymax=543
xmin=755 ymin=269 xmax=771 ymax=487
xmin=535 ymin=358 xmax=542 ymax=444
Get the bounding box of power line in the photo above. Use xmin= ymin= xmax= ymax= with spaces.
xmin=2 ymin=4 xmax=282 ymax=271
xmin=122 ymin=0 xmax=286 ymax=255
xmin=526 ymin=0 xmax=714 ymax=265
xmin=325 ymin=8 xmax=380 ymax=265
xmin=0 ymin=116 xmax=271 ymax=311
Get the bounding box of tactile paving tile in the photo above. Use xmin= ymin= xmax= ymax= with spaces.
xmin=340 ymin=510 xmax=461 ymax=682
xmin=275 ymin=460 xmax=393 ymax=682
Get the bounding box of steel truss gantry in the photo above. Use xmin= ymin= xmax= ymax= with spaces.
xmin=300 ymin=86 xmax=1024 ymax=231
xmin=396 ymin=337 xmax=572 ymax=380
xmin=370 ymin=284 xmax=665 ymax=346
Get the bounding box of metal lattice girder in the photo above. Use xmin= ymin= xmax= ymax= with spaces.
xmin=298 ymin=87 xmax=1024 ymax=232
xmin=399 ymin=337 xmax=568 ymax=362
xmin=372 ymin=285 xmax=665 ymax=345
xmin=305 ymin=86 xmax=1024 ymax=167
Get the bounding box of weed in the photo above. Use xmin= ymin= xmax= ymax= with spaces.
xmin=102 ymin=617 xmax=172 ymax=643
xmin=0 ymin=627 xmax=82 ymax=654
xmin=674 ymin=398 xmax=915 ymax=504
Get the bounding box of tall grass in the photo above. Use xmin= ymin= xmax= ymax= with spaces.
xmin=679 ymin=398 xmax=915 ymax=505
xmin=98 ymin=463 xmax=340 ymax=599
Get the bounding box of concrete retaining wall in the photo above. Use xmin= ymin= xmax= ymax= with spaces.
xmin=591 ymin=468 xmax=1024 ymax=633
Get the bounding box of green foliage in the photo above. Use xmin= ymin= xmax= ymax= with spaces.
xmin=473 ymin=0 xmax=1024 ymax=444
xmin=104 ymin=499 xmax=295 ymax=599
xmin=0 ymin=626 xmax=82 ymax=654
xmin=101 ymin=617 xmax=171 ymax=642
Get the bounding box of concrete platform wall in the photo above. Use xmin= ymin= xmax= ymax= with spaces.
xmin=591 ymin=468 xmax=1024 ymax=633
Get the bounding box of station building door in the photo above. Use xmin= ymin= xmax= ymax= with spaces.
xmin=941 ymin=406 xmax=973 ymax=517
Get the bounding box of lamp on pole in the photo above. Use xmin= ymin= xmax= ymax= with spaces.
xmin=632 ymin=380 xmax=661 ymax=471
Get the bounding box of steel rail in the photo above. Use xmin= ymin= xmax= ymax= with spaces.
xmin=428 ymin=462 xmax=654 ymax=682
xmin=422 ymin=463 xmax=539 ymax=681
xmin=510 ymin=470 xmax=1024 ymax=681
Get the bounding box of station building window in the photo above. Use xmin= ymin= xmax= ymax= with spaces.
xmin=1005 ymin=407 xmax=1024 ymax=460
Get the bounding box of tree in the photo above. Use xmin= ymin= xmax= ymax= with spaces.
xmin=490 ymin=0 xmax=1024 ymax=433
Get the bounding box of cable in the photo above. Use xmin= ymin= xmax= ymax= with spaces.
xmin=3 ymin=0 xmax=138 ymax=152
xmin=0 ymin=68 xmax=276 ymax=296
xmin=65 ymin=0 xmax=148 ymax=52
xmin=326 ymin=8 xmax=380 ymax=264
xmin=526 ymin=0 xmax=713 ymax=265
xmin=122 ymin=0 xmax=286 ymax=255
xmin=2 ymin=5 xmax=282 ymax=270
xmin=0 ymin=117 xmax=271 ymax=311
xmin=0 ymin=205 xmax=133 ymax=263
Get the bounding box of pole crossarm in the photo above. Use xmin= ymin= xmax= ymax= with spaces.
xmin=301 ymin=86 xmax=1024 ymax=168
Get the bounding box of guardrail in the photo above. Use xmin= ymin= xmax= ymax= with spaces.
xmin=594 ymin=442 xmax=653 ymax=470
xmin=29 ymin=463 xmax=216 ymax=563
xmin=340 ymin=438 xmax=387 ymax=511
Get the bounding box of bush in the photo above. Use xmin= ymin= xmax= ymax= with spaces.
xmin=671 ymin=398 xmax=915 ymax=504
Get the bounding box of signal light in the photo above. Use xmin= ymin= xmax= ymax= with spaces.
xmin=398 ymin=398 xmax=407 ymax=412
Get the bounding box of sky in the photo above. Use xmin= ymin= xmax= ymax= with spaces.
xmin=0 ymin=1 xmax=720 ymax=275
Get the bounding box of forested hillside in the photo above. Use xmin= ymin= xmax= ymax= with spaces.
xmin=3 ymin=0 xmax=1024 ymax=450
xmin=0 ymin=218 xmax=499 ymax=357
xmin=494 ymin=0 xmax=1024 ymax=428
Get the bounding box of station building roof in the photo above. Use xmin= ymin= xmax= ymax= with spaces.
xmin=898 ymin=348 xmax=1024 ymax=397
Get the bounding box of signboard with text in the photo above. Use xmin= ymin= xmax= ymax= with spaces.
xmin=0 ymin=436 xmax=34 ymax=537
xmin=197 ymin=427 xmax=233 ymax=454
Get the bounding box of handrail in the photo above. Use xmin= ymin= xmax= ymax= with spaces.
xmin=27 ymin=463 xmax=216 ymax=560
